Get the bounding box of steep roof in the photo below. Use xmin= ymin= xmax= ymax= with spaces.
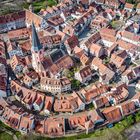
xmin=32 ymin=23 xmax=43 ymax=52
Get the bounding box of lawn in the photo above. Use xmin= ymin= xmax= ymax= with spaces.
xmin=0 ymin=131 xmax=13 ymax=140
xmin=23 ymin=0 xmax=57 ymax=13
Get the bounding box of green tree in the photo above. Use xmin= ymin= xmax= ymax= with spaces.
xmin=71 ymin=79 xmax=81 ymax=90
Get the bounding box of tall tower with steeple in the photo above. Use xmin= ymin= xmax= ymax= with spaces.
xmin=31 ymin=23 xmax=43 ymax=73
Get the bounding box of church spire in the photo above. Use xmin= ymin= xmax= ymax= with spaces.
xmin=32 ymin=22 xmax=43 ymax=51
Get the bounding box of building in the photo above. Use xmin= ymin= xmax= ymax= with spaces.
xmin=100 ymin=28 xmax=117 ymax=47
xmin=122 ymin=66 xmax=140 ymax=85
xmin=31 ymin=23 xmax=44 ymax=74
xmin=75 ymin=66 xmax=92 ymax=83
xmin=102 ymin=106 xmax=122 ymax=123
xmin=89 ymin=43 xmax=105 ymax=57
xmin=35 ymin=117 xmax=65 ymax=136
xmin=0 ymin=11 xmax=26 ymax=33
xmin=124 ymin=3 xmax=134 ymax=12
xmin=54 ymin=92 xmax=85 ymax=113
xmin=91 ymin=57 xmax=115 ymax=84
xmin=8 ymin=42 xmax=23 ymax=59
xmin=10 ymin=55 xmax=25 ymax=74
xmin=121 ymin=30 xmax=140 ymax=46
xmin=43 ymin=96 xmax=54 ymax=115
xmin=23 ymin=71 xmax=39 ymax=88
xmin=19 ymin=114 xmax=35 ymax=133
xmin=110 ymin=50 xmax=127 ymax=68
xmin=33 ymin=93 xmax=45 ymax=111
xmin=0 ymin=76 xmax=7 ymax=97
xmin=40 ymin=77 xmax=71 ymax=93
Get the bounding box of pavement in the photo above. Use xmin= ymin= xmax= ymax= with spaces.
xmin=125 ymin=123 xmax=140 ymax=140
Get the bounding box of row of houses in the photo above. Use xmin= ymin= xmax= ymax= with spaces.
xmin=11 ymin=80 xmax=54 ymax=114
xmin=0 ymin=40 xmax=7 ymax=97
xmin=2 ymin=86 xmax=140 ymax=136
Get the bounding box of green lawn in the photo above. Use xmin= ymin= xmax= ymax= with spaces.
xmin=23 ymin=0 xmax=57 ymax=13
xmin=0 ymin=131 xmax=13 ymax=140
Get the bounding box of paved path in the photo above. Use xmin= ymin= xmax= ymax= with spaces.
xmin=125 ymin=123 xmax=140 ymax=140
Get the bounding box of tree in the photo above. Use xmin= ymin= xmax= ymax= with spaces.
xmin=71 ymin=79 xmax=81 ymax=90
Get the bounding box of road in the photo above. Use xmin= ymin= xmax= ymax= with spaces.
xmin=4 ymin=40 xmax=16 ymax=97
xmin=125 ymin=123 xmax=140 ymax=140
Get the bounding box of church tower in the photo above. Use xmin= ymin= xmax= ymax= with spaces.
xmin=31 ymin=23 xmax=43 ymax=73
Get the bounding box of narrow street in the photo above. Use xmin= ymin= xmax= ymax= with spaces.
xmin=4 ymin=40 xmax=16 ymax=97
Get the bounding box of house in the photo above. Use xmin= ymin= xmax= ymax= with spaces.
xmin=19 ymin=114 xmax=35 ymax=133
xmin=54 ymin=92 xmax=85 ymax=113
xmin=23 ymin=71 xmax=39 ymax=88
xmin=64 ymin=35 xmax=79 ymax=55
xmin=105 ymin=8 xmax=116 ymax=21
xmin=7 ymin=27 xmax=31 ymax=41
xmin=117 ymin=39 xmax=139 ymax=61
xmin=43 ymin=96 xmax=54 ymax=115
xmin=22 ymin=90 xmax=37 ymax=110
xmin=0 ymin=11 xmax=26 ymax=33
xmin=1 ymin=106 xmax=25 ymax=130
xmin=117 ymin=100 xmax=136 ymax=116
xmin=79 ymin=83 xmax=109 ymax=104
xmin=75 ymin=66 xmax=92 ymax=83
xmin=8 ymin=42 xmax=23 ymax=59
xmin=122 ymin=65 xmax=140 ymax=85
xmin=40 ymin=77 xmax=71 ymax=93
xmin=105 ymin=0 xmax=120 ymax=8
xmin=68 ymin=113 xmax=93 ymax=132
xmin=93 ymin=96 xmax=110 ymax=109
xmin=91 ymin=58 xmax=115 ymax=84
xmin=80 ymin=52 xmax=90 ymax=66
xmin=33 ymin=93 xmax=45 ymax=111
xmin=89 ymin=43 xmax=105 ymax=57
xmin=0 ymin=76 xmax=7 ymax=97
xmin=102 ymin=106 xmax=122 ymax=123
xmin=10 ymin=55 xmax=25 ymax=74
xmin=136 ymin=3 xmax=140 ymax=14
xmin=107 ymin=43 xmax=118 ymax=57
xmin=100 ymin=28 xmax=117 ymax=47
xmin=121 ymin=30 xmax=140 ymax=46
xmin=124 ymin=3 xmax=134 ymax=12
xmin=122 ymin=69 xmax=136 ymax=85
xmin=82 ymin=32 xmax=101 ymax=50
xmin=91 ymin=57 xmax=103 ymax=70
xmin=19 ymin=40 xmax=31 ymax=56
xmin=88 ymin=109 xmax=104 ymax=126
xmin=110 ymin=50 xmax=127 ymax=68
xmin=90 ymin=15 xmax=109 ymax=30
xmin=98 ymin=64 xmax=115 ymax=84
xmin=109 ymin=85 xmax=129 ymax=105
xmin=36 ymin=117 xmax=65 ymax=136
xmin=10 ymin=80 xmax=37 ymax=109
